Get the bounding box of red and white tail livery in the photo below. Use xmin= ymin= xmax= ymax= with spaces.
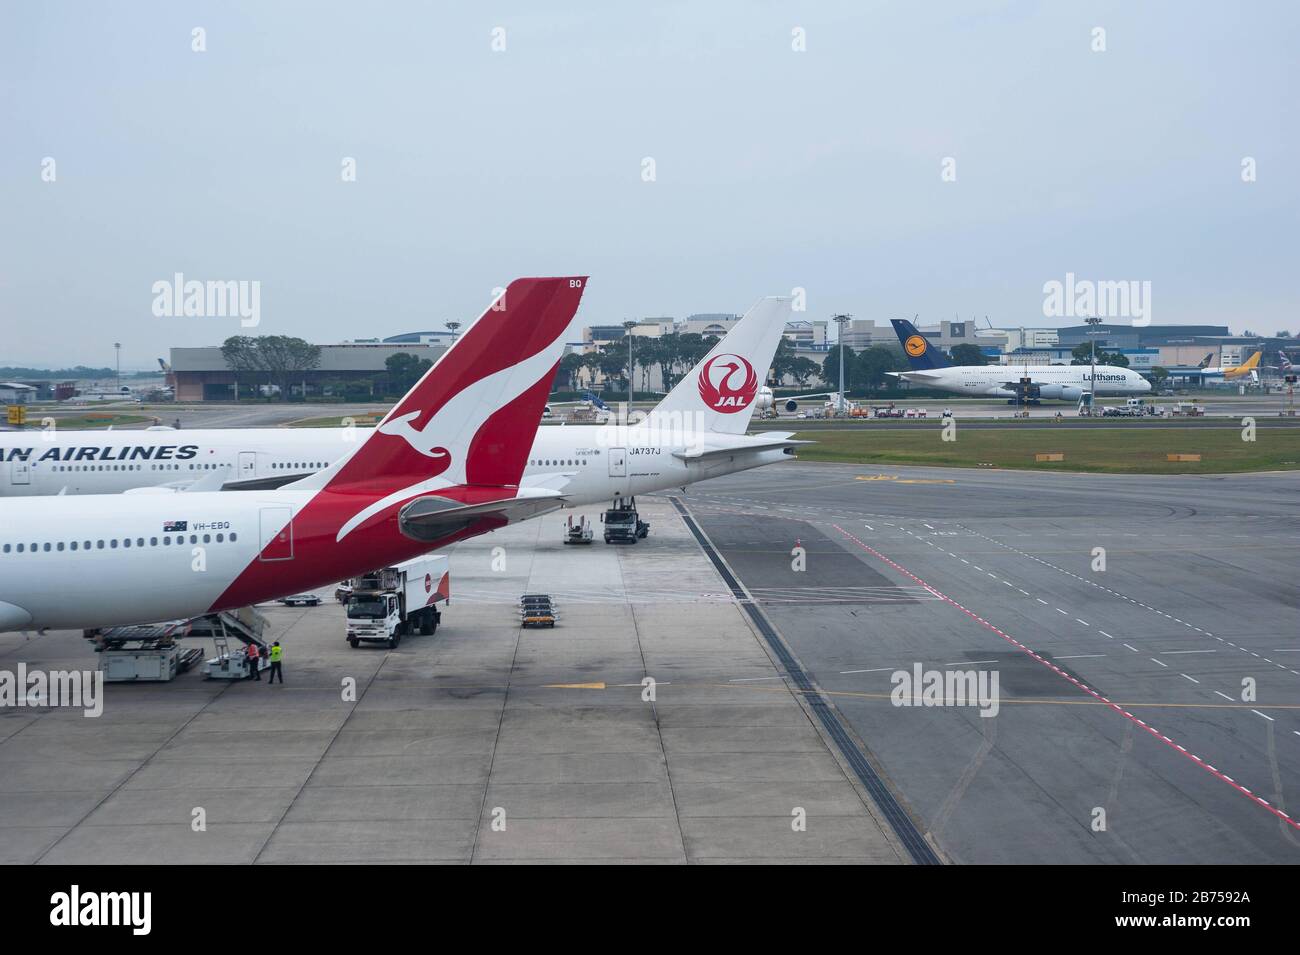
xmin=645 ymin=296 xmax=792 ymax=435
xmin=0 ymin=276 xmax=587 ymax=633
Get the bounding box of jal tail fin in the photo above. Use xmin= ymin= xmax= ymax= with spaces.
xmin=891 ymin=318 xmax=951 ymax=370
xmin=295 ymin=276 xmax=587 ymax=495
xmin=645 ymin=296 xmax=792 ymax=436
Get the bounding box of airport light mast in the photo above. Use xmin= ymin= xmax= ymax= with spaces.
xmin=1086 ymin=315 xmax=1102 ymax=397
xmin=833 ymin=314 xmax=851 ymax=415
xmin=445 ymin=321 xmax=461 ymax=345
xmin=1081 ymin=316 xmax=1103 ymax=416
xmin=114 ymin=342 xmax=121 ymax=394
xmin=623 ymin=320 xmax=637 ymax=423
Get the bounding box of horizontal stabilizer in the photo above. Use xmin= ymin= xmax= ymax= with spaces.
xmin=673 ymin=436 xmax=807 ymax=463
xmin=220 ymin=472 xmax=313 ymax=492
xmin=185 ymin=467 xmax=232 ymax=493
xmin=889 ymin=370 xmax=939 ymax=381
xmin=398 ymin=488 xmax=565 ymax=541
xmin=519 ymin=472 xmax=576 ymax=493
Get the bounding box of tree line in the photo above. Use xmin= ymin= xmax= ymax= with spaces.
xmin=218 ymin=332 xmax=921 ymax=400
xmin=224 ymin=329 xmax=1202 ymax=403
xmin=554 ymin=333 xmax=911 ymax=394
xmin=221 ymin=336 xmax=322 ymax=399
xmin=556 ymin=331 xmax=728 ymax=393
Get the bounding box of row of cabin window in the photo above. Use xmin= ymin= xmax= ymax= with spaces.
xmin=272 ymin=462 xmax=326 ymax=469
xmin=52 ymin=463 xmax=176 ymax=472
xmin=2 ymin=532 xmax=238 ymax=554
xmin=51 ymin=463 xmax=229 ymax=472
xmin=529 ymin=459 xmax=589 ymax=467
xmin=47 ymin=462 xmax=328 ymax=473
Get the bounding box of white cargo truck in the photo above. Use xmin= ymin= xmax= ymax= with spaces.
xmin=344 ymin=554 xmax=449 ymax=648
xmin=1125 ymin=397 xmax=1157 ymax=415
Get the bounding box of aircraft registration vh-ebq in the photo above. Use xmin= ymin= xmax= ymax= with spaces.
xmin=887 ymin=318 xmax=1150 ymax=401
xmin=0 ymin=297 xmax=802 ymax=509
xmin=0 ymin=276 xmax=588 ymax=633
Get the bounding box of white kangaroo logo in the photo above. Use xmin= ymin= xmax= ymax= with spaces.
xmin=378 ymin=411 xmax=451 ymax=459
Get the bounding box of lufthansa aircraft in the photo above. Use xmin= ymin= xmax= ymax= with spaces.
xmin=886 ymin=318 xmax=1149 ymax=401
xmin=753 ymin=385 xmax=839 ymax=416
xmin=0 ymin=298 xmax=802 ymax=507
xmin=0 ymin=276 xmax=587 ymax=633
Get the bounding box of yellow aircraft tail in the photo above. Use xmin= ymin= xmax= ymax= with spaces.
xmin=1224 ymin=351 xmax=1261 ymax=379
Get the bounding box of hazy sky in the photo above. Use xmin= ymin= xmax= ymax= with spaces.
xmin=3 ymin=1 xmax=1296 ymax=369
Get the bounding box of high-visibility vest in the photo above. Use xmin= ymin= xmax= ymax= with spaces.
xmin=270 ymin=645 xmax=282 ymax=663
xmin=247 ymin=644 xmax=259 ymax=659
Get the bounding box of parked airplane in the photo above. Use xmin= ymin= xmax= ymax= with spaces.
xmin=1 ymin=297 xmax=801 ymax=508
xmin=886 ymin=318 xmax=1149 ymax=401
xmin=1199 ymin=350 xmax=1261 ymax=383
xmin=61 ymin=390 xmax=141 ymax=404
xmin=544 ymin=391 xmax=610 ymax=422
xmin=0 ymin=276 xmax=587 ymax=633
xmin=754 ymin=385 xmax=839 ymax=416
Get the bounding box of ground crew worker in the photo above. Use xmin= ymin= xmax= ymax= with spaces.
xmin=268 ymin=641 xmax=283 ymax=684
xmin=246 ymin=642 xmax=261 ymax=680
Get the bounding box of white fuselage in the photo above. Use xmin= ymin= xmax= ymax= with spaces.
xmin=0 ymin=424 xmax=792 ymax=631
xmin=899 ymin=364 xmax=1149 ymax=398
xmin=0 ymin=429 xmax=348 ymax=496
xmin=0 ymin=424 xmax=794 ymax=501
xmin=0 ymin=490 xmax=302 ymax=631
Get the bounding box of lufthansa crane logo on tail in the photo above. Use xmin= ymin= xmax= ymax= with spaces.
xmin=697 ymin=354 xmax=759 ymax=413
xmin=904 ymin=335 xmax=928 ymax=358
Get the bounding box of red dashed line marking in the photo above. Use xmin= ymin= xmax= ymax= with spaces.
xmin=830 ymin=523 xmax=1300 ymax=834
xmin=961 ymin=527 xmax=1296 ymax=680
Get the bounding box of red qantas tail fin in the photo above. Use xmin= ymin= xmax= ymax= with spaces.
xmin=300 ymin=277 xmax=586 ymax=497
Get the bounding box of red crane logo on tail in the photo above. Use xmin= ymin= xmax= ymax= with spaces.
xmin=697 ymin=353 xmax=759 ymax=413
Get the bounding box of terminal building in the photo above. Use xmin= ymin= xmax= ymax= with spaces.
xmin=168 ymin=343 xmax=443 ymax=401
xmin=382 ymin=330 xmax=457 ymax=347
xmin=833 ymin=318 xmax=1008 ymax=356
xmin=0 ymin=382 xmax=38 ymax=404
xmin=997 ymin=324 xmax=1294 ymax=381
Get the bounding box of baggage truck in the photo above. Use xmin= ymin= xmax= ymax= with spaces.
xmin=344 ymin=554 xmax=449 ymax=648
